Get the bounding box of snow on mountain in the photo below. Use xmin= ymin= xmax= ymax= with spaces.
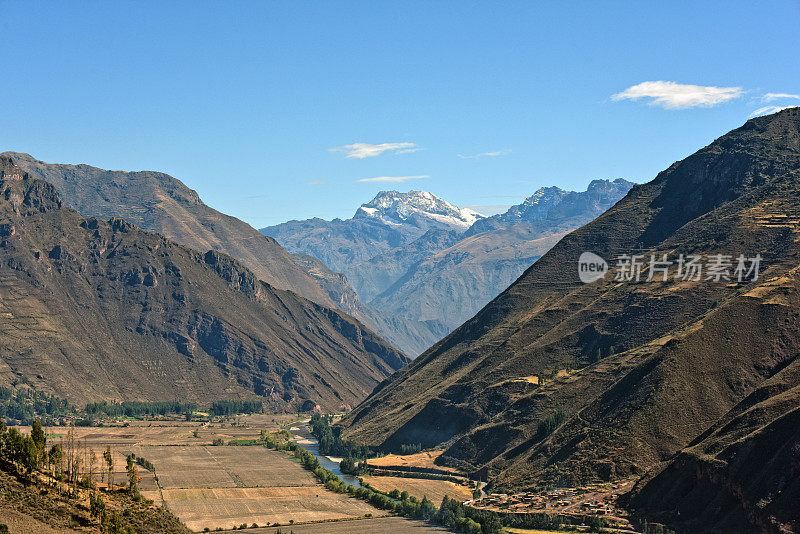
xmin=354 ymin=190 xmax=484 ymax=230
xmin=465 ymin=178 xmax=634 ymax=236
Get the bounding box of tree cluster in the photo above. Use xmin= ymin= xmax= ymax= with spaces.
xmin=309 ymin=413 xmax=372 ymax=458
xmin=85 ymin=400 xmax=197 ymax=418
xmin=0 ymin=387 xmax=71 ymax=425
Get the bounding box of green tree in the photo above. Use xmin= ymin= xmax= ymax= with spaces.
xmin=126 ymin=455 xmax=139 ymax=498
xmin=0 ymin=419 xmax=7 ymax=457
xmin=31 ymin=420 xmax=46 ymax=464
xmin=49 ymin=444 xmax=63 ymax=478
xmin=20 ymin=435 xmax=38 ymax=476
xmin=103 ymin=445 xmax=114 ymax=490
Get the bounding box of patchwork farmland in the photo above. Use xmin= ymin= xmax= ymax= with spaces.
xmin=34 ymin=416 xmax=447 ymax=532
xmin=361 ymin=475 xmax=474 ymax=504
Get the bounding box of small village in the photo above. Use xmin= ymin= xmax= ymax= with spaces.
xmin=466 ymin=479 xmax=638 ymax=531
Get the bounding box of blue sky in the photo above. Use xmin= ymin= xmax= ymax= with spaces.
xmin=2 ymin=1 xmax=799 ymax=226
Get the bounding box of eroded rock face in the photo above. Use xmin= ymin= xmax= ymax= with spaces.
xmin=0 ymin=157 xmax=409 ymax=410
xmin=4 ymin=151 xmax=336 ymax=309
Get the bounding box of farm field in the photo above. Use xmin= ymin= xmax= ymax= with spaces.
xmin=131 ymin=446 xmax=318 ymax=489
xmin=158 ymin=486 xmax=378 ymax=531
xmin=362 ymin=475 xmax=474 ymax=503
xmin=31 ymin=415 xmax=389 ymax=531
xmin=241 ymin=516 xmax=452 ymax=533
xmin=366 ymin=450 xmax=459 ymax=473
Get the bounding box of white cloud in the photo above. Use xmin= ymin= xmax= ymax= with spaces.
xmin=329 ymin=142 xmax=419 ymax=159
xmin=307 ymin=179 xmax=326 ymax=185
xmin=763 ymin=92 xmax=800 ymax=102
xmin=749 ymin=105 xmax=796 ymax=117
xmin=458 ymin=149 xmax=511 ymax=159
xmin=611 ymin=81 xmax=743 ymax=109
xmin=462 ymin=204 xmax=511 ymax=216
xmin=357 ymin=175 xmax=430 ymax=183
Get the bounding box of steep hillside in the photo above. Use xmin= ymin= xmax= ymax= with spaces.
xmin=4 ymin=152 xmax=334 ymax=308
xmin=340 ymin=108 xmax=800 ymax=531
xmin=0 ymin=156 xmax=407 ymax=410
xmin=628 ymin=353 xmax=800 ymax=533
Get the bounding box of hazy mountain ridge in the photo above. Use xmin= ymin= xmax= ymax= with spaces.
xmin=340 ymin=108 xmax=800 ymax=533
xmin=0 ymin=156 xmax=408 ymax=410
xmin=290 ymin=253 xmax=450 ymax=356
xmin=264 ymin=180 xmax=633 ymax=338
xmin=465 ymin=178 xmax=634 ymax=236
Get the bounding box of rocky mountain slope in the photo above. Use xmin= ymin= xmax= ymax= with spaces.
xmin=5 ymin=151 xmax=423 ymax=355
xmin=0 ymin=156 xmax=408 ymax=410
xmin=340 ymin=108 xmax=800 ymax=533
xmin=3 ymin=152 xmax=333 ymax=308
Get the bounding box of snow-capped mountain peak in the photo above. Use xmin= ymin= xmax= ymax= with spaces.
xmin=354 ymin=190 xmax=483 ymax=230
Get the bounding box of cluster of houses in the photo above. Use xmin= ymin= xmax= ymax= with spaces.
xmin=466 ymin=484 xmax=621 ymax=517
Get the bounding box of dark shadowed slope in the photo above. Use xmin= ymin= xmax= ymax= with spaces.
xmin=3 ymin=152 xmax=334 ymax=308
xmin=340 ymin=108 xmax=800 ymax=532
xmin=628 ymin=353 xmax=800 ymax=534
xmin=0 ymin=156 xmax=408 ymax=410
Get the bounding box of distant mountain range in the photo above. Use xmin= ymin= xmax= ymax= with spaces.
xmin=262 ymin=180 xmax=633 ymax=351
xmin=0 ymin=156 xmax=407 ymax=410
xmin=340 ymin=108 xmax=800 ymax=533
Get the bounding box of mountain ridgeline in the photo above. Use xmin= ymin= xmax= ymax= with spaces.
xmin=0 ymin=156 xmax=408 ymax=410
xmin=340 ymin=108 xmax=800 ymax=533
xmin=3 ymin=152 xmax=336 ymax=309
xmin=263 ymin=181 xmax=633 ymax=353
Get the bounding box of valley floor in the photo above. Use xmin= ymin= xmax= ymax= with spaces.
xmin=20 ymin=415 xmax=451 ymax=533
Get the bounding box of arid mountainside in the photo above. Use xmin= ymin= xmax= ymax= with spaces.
xmin=628 ymin=354 xmax=800 ymax=533
xmin=0 ymin=156 xmax=407 ymax=410
xmin=3 ymin=152 xmax=334 ymax=308
xmin=341 ymin=108 xmax=800 ymax=533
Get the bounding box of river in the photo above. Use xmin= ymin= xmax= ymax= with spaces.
xmin=288 ymin=422 xmax=363 ymax=488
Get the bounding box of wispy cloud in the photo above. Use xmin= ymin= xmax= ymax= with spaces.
xmin=749 ymin=105 xmax=796 ymax=117
xmin=763 ymin=92 xmax=800 ymax=102
xmin=307 ymin=179 xmax=326 ymax=185
xmin=458 ymin=149 xmax=511 ymax=159
xmin=357 ymin=175 xmax=429 ymax=183
xmin=330 ymin=142 xmax=420 ymax=159
xmin=462 ymin=204 xmax=511 ymax=216
xmin=612 ymin=81 xmax=743 ymax=109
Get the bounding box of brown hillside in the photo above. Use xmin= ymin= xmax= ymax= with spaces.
xmin=340 ymin=107 xmax=800 ymax=520
xmin=3 ymin=152 xmax=334 ymax=308
xmin=0 ymin=156 xmax=408 ymax=409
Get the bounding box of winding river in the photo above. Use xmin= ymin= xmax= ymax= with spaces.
xmin=288 ymin=422 xmax=363 ymax=488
